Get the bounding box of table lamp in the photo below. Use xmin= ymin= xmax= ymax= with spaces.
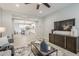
xmin=0 ymin=27 xmax=6 ymax=37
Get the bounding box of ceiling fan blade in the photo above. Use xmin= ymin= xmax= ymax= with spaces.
xmin=43 ymin=3 xmax=50 ymax=8
xmin=24 ymin=3 xmax=30 ymax=5
xmin=37 ymin=4 xmax=40 ymax=9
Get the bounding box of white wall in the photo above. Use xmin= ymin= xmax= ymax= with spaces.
xmin=43 ymin=17 xmax=54 ymax=40
xmin=2 ymin=10 xmax=13 ymax=35
xmin=0 ymin=8 xmax=2 ymax=26
xmin=43 ymin=4 xmax=79 ymax=40
xmin=35 ymin=19 xmax=44 ymax=39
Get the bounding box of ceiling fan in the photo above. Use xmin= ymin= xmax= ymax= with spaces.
xmin=24 ymin=3 xmax=51 ymax=9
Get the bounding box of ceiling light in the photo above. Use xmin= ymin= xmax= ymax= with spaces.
xmin=16 ymin=4 xmax=20 ymax=8
xmin=38 ymin=3 xmax=42 ymax=5
xmin=39 ymin=11 xmax=42 ymax=14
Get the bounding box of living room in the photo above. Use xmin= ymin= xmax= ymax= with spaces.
xmin=0 ymin=3 xmax=79 ymax=56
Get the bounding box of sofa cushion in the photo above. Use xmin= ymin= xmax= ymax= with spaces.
xmin=0 ymin=36 xmax=9 ymax=46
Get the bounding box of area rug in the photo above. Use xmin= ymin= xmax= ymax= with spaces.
xmin=14 ymin=45 xmax=64 ymax=56
xmin=15 ymin=46 xmax=33 ymax=56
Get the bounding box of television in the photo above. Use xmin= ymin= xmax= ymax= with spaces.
xmin=54 ymin=18 xmax=75 ymax=31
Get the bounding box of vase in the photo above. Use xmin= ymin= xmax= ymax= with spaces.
xmin=40 ymin=40 xmax=48 ymax=52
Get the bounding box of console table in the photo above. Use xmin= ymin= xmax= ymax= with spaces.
xmin=49 ymin=33 xmax=79 ymax=54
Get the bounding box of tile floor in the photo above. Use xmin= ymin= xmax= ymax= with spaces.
xmin=13 ymin=34 xmax=79 ymax=56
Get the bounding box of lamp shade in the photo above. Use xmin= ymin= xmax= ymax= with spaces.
xmin=0 ymin=27 xmax=6 ymax=33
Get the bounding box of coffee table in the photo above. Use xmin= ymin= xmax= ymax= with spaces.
xmin=31 ymin=41 xmax=58 ymax=56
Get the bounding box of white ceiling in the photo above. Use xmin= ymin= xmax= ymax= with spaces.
xmin=0 ymin=3 xmax=72 ymax=18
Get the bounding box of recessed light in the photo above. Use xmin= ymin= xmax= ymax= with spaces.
xmin=39 ymin=11 xmax=42 ymax=14
xmin=16 ymin=4 xmax=20 ymax=8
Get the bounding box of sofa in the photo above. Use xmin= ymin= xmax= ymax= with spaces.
xmin=0 ymin=35 xmax=14 ymax=56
